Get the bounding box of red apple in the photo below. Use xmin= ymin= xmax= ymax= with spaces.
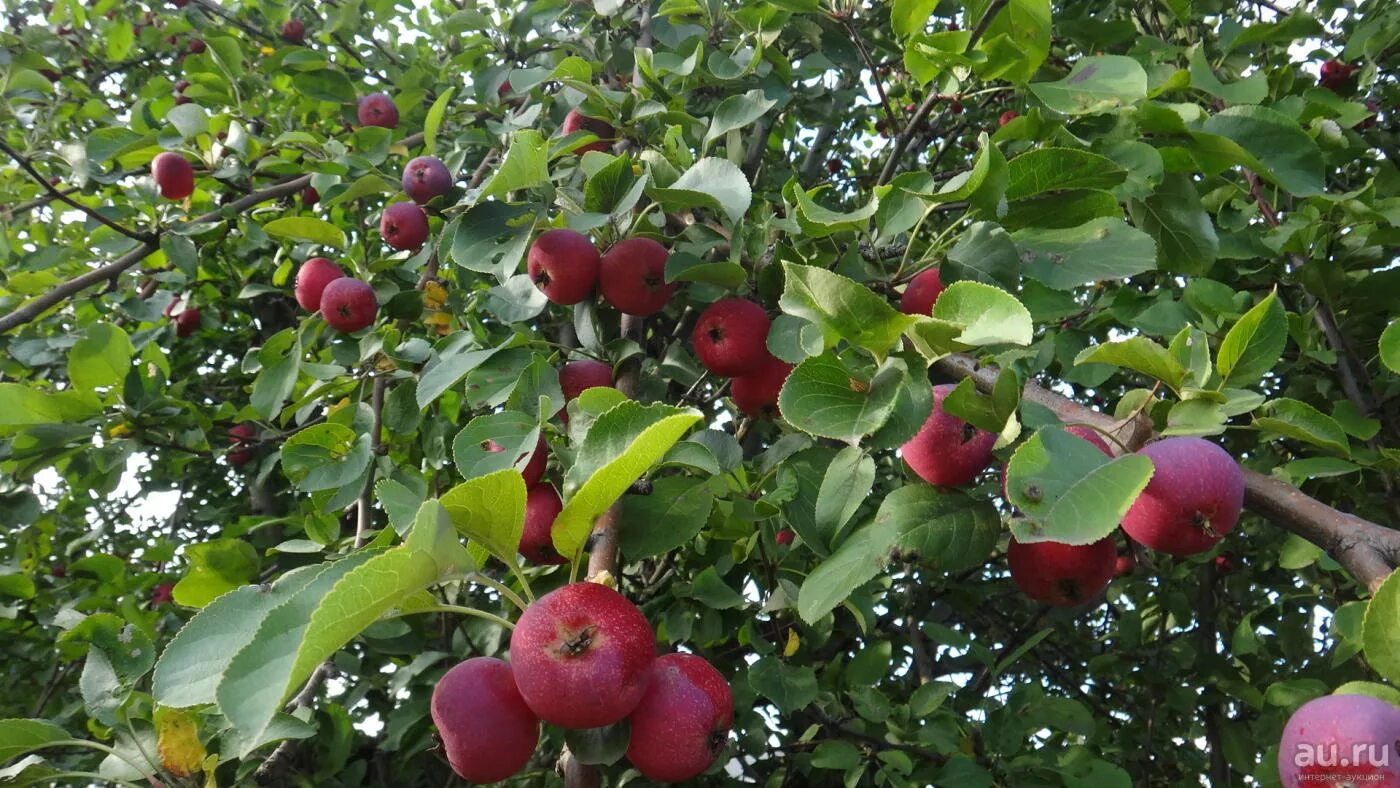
xmin=599 ymin=237 xmax=675 ymax=316
xmin=149 ymin=582 xmax=174 ymax=607
xmin=1278 ymin=694 xmax=1400 ymax=788
xmin=562 ymin=108 xmax=615 ymax=154
xmin=294 ymin=257 xmax=344 ymax=312
xmin=898 ymin=268 xmax=944 ymax=316
xmin=228 ymin=423 xmax=256 ymax=467
xmin=380 ymin=202 xmax=429 ymax=250
xmin=1214 ymin=553 xmax=1236 ymax=576
xmin=1121 ymin=437 xmax=1243 ymax=556
xmin=319 ymin=277 xmax=377 ymax=333
xmin=519 ymin=485 xmax=566 ymax=565
xmin=280 ymin=19 xmax=304 ymax=44
xmin=692 ymin=298 xmax=771 ymax=377
xmin=509 ymin=582 xmax=656 ymax=729
xmin=431 ymin=657 xmax=539 ymax=784
xmin=901 ymin=383 xmax=996 ymax=487
xmin=775 ymin=529 xmax=795 ymax=546
xmin=999 ymin=110 xmax=1018 ymax=127
xmin=559 ymin=359 xmax=614 ymax=401
xmin=1114 ymin=554 xmax=1134 ymax=577
xmin=151 ymin=152 xmax=194 ymax=200
xmin=187 ymin=39 xmax=205 ymax=54
xmin=174 ymin=308 xmax=201 ymax=338
xmin=487 ymin=434 xmax=547 ymax=487
xmin=527 ymin=228 xmax=600 ymax=305
xmin=301 ymin=186 xmax=319 ymax=205
xmin=625 ymin=653 xmax=734 ymax=783
xmin=357 ymin=92 xmax=398 ymax=128
xmin=402 ymin=155 xmax=452 ymax=204
xmin=1008 ymin=536 xmax=1117 ymax=607
xmin=731 ymin=355 xmax=792 ymax=419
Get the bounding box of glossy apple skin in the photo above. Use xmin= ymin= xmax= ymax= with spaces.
xmin=228 ymin=423 xmax=257 ymax=467
xmin=527 ymin=228 xmax=600 ymax=306
xmin=380 ymin=202 xmax=429 ymax=250
xmin=1278 ymin=694 xmax=1400 ymax=788
xmin=509 ymin=582 xmax=656 ymax=729
xmin=692 ymin=298 xmax=771 ymax=377
xmin=1121 ymin=437 xmax=1243 ymax=556
xmin=775 ymin=529 xmax=795 ymax=546
xmin=294 ymin=257 xmax=343 ymax=312
xmin=626 ymin=653 xmax=734 ymax=783
xmin=562 ymin=108 xmax=615 ymax=154
xmin=151 ymin=152 xmax=194 ymax=200
xmin=731 ymin=355 xmax=793 ymax=419
xmin=319 ymin=278 xmax=377 ymax=333
xmin=280 ymin=19 xmax=304 ymax=43
xmin=599 ymin=238 xmax=675 ymax=316
xmin=898 ymin=268 xmax=945 ymax=317
xmin=901 ymin=384 xmax=996 ymax=487
xmin=559 ymin=359 xmax=614 ymax=401
xmin=519 ymin=485 xmax=566 ymax=565
xmin=430 ymin=657 xmax=540 ymax=784
xmin=174 ymin=308 xmax=201 ymax=338
xmin=357 ymin=92 xmax=398 ymax=128
xmin=402 ymin=156 xmax=452 ymax=204
xmin=1008 ymin=536 xmax=1117 ymax=606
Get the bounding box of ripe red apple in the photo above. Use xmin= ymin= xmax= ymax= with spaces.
xmin=228 ymin=423 xmax=256 ymax=467
xmin=599 ymin=237 xmax=675 ymax=316
xmin=898 ymin=268 xmax=945 ymax=316
xmin=1114 ymin=554 xmax=1134 ymax=577
xmin=149 ymin=582 xmax=175 ymax=607
xmin=527 ymin=228 xmax=600 ymax=305
xmin=487 ymin=434 xmax=547 ymax=487
xmin=430 ymin=657 xmax=540 ymax=784
xmin=775 ymin=529 xmax=795 ymax=546
xmin=825 ymin=158 xmax=842 ymax=174
xmin=497 ymin=78 xmax=512 ymax=99
xmin=1214 ymin=553 xmax=1236 ymax=575
xmin=301 ymin=186 xmax=319 ymax=205
xmin=1278 ymin=694 xmax=1400 ymax=788
xmin=357 ymin=92 xmax=399 ymax=128
xmin=402 ymin=156 xmax=452 ymax=204
xmin=280 ymin=19 xmax=304 ymax=44
xmin=294 ymin=257 xmax=344 ymax=312
xmin=1121 ymin=437 xmax=1243 ymax=556
xmin=173 ymin=95 xmax=192 ymax=106
xmin=901 ymin=384 xmax=996 ymax=487
xmin=187 ymin=39 xmax=205 ymax=54
xmin=562 ymin=108 xmax=615 ymax=154
xmin=519 ymin=485 xmax=566 ymax=565
xmin=731 ymin=355 xmax=792 ymax=419
xmin=559 ymin=359 xmax=614 ymax=401
xmin=319 ymin=277 xmax=377 ymax=333
xmin=625 ymin=653 xmax=734 ymax=783
xmin=174 ymin=308 xmax=201 ymax=338
xmin=380 ymin=202 xmax=429 ymax=250
xmin=1008 ymin=536 xmax=1117 ymax=606
xmin=692 ymin=298 xmax=771 ymax=377
xmin=509 ymin=582 xmax=656 ymax=729
xmin=999 ymin=110 xmax=1018 ymax=127
xmin=151 ymin=152 xmax=194 ymax=200
xmin=174 ymin=79 xmax=190 ymax=92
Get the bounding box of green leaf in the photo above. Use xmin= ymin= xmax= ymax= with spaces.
xmin=688 ymin=567 xmax=746 ymax=609
xmin=1127 ymin=173 xmax=1219 ymax=275
xmin=1007 ymin=428 xmax=1155 ymax=545
xmin=1013 ymin=218 xmax=1156 ymax=290
xmin=68 ymin=323 xmax=134 ymax=393
xmin=777 ymin=354 xmax=904 ymax=444
xmin=452 ymin=413 xmax=541 ymax=482
xmin=945 ymin=222 xmax=1020 ymax=288
xmin=779 ymin=262 xmax=917 ymax=358
xmin=1188 ymin=46 xmax=1267 ymax=105
xmin=887 ymin=487 xmax=1000 ymax=571
xmin=262 ymin=217 xmax=346 ymax=249
xmin=563 ymin=722 xmax=630 ymax=767
xmin=1029 ymin=55 xmax=1148 ymax=115
xmin=291 ymin=69 xmax=356 ymax=103
xmin=789 ymin=183 xmax=880 ymax=238
xmin=171 ymin=539 xmax=260 ymax=608
xmin=748 ymin=657 xmax=818 ymax=713
xmin=554 ymin=402 xmax=702 ymax=560
xmin=1379 ymin=320 xmax=1400 ymax=374
xmin=1199 ymin=105 xmax=1324 ymax=197
xmin=250 ymin=329 xmax=301 ymax=420
xmin=417 ymin=342 xmax=501 ymax=409
xmin=974 ymin=0 xmax=1051 ymax=84
xmin=166 ymin=103 xmax=209 ymax=139
xmin=618 ymin=475 xmax=714 ymax=559
xmin=440 ymin=470 xmax=528 ymax=566
xmin=891 ymin=0 xmax=938 ymax=38
xmin=1005 ymin=148 xmax=1127 ymax=199
xmin=280 ymin=423 xmax=373 ymax=492
xmin=0 ymin=719 xmax=70 ymax=765
xmin=703 ymin=88 xmax=777 ymax=149
xmin=1074 ymin=337 xmax=1187 ymax=392
xmin=1217 ymin=290 xmax=1286 ymax=387
xmin=812 ymin=740 xmax=863 ymax=769
xmin=322 ymin=174 xmax=398 ymax=208
xmin=448 ymin=202 xmax=536 ymax=284
xmin=940 ymin=372 xmax=1020 ymax=435
xmin=813 ymin=446 xmax=876 ymax=538
xmin=423 ymin=87 xmax=455 ymax=153
xmin=648 ymin=157 xmax=753 ymax=225
xmin=1333 ymin=681 xmax=1400 ymax=710
xmin=931 ymin=281 xmax=1033 ymax=347
xmin=480 ymin=129 xmax=549 ymax=199
xmin=1253 ymin=399 xmax=1351 ymax=457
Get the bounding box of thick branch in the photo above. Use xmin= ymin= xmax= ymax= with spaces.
xmin=931 ymin=353 xmax=1400 ymax=593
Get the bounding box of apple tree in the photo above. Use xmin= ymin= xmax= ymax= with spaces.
xmin=2 ymin=0 xmax=1400 ymax=785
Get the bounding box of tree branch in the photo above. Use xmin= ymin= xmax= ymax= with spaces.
xmin=355 ymin=376 xmax=388 ymax=549
xmin=0 ymin=139 xmax=154 ymax=244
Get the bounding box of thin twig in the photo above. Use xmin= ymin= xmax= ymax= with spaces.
xmin=0 ymin=139 xmax=154 ymax=244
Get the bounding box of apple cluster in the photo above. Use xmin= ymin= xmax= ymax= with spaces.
xmin=525 ymin=228 xmax=678 ymax=317
xmin=690 ymin=297 xmax=794 ymax=419
xmin=431 ymin=582 xmax=733 ymax=783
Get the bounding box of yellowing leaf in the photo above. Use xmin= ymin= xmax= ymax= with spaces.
xmin=783 ymin=629 xmax=800 ymax=657
xmin=155 ymin=706 xmax=206 ymax=777
xmin=422 ymin=281 xmax=448 ymax=311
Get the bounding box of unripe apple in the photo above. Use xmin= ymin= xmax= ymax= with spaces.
xmin=775 ymin=529 xmax=795 ymax=546
xmin=430 ymin=657 xmax=539 ymax=784
xmin=509 ymin=582 xmax=656 ymax=729
xmin=402 ymin=156 xmax=452 ymax=204
xmin=901 ymin=384 xmax=996 ymax=487
xmin=319 ymin=277 xmax=377 ymax=333
xmin=380 ymin=202 xmax=429 ymax=250
xmin=562 ymin=108 xmax=615 ymax=154
xmin=294 ymin=257 xmax=344 ymax=312
xmin=999 ymin=110 xmax=1018 ymax=127
xmin=625 ymin=653 xmax=733 ymax=783
xmin=1121 ymin=437 xmax=1243 ymax=556
xmin=559 ymin=359 xmax=614 ymax=401
xmin=898 ymin=268 xmax=945 ymax=316
xmin=692 ymin=298 xmax=772 ymax=377
xmin=487 ymin=434 xmax=548 ymax=487
xmin=151 ymin=152 xmax=194 ymax=200
xmin=519 ymin=485 xmax=566 ymax=565
xmin=357 ymin=92 xmax=398 ymax=128
xmin=174 ymin=308 xmax=201 ymax=338
xmin=1008 ymin=536 xmax=1117 ymax=606
xmin=731 ymin=355 xmax=792 ymax=419
xmin=599 ymin=237 xmax=675 ymax=316
xmin=1278 ymin=694 xmax=1400 ymax=787
xmin=280 ymin=19 xmax=304 ymax=44
xmin=527 ymin=228 xmax=600 ymax=305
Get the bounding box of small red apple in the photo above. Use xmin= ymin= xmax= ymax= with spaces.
xmin=559 ymin=359 xmax=614 ymax=401
xmin=998 ymin=110 xmax=1018 ymax=127
xmin=294 ymin=257 xmax=344 ymax=312
xmin=562 ymin=108 xmax=615 ymax=154
xmin=187 ymin=39 xmax=205 ymax=54
xmin=280 ymin=19 xmax=304 ymax=44
xmin=357 ymin=92 xmax=399 ymax=128
xmin=625 ymin=653 xmax=734 ymax=782
xmin=1008 ymin=536 xmax=1117 ymax=606
xmin=527 ymin=228 xmax=600 ymax=305
xmin=301 ymin=186 xmax=319 ymax=205
xmin=730 ymin=355 xmax=792 ymax=419
xmin=319 ymin=277 xmax=377 ymax=333
xmin=174 ymin=308 xmax=201 ymax=338
xmin=519 ymin=485 xmax=566 ymax=565
xmin=149 ymin=582 xmax=174 ymax=607
xmin=898 ymin=268 xmax=945 ymax=316
xmin=380 ymin=202 xmax=429 ymax=250
xmin=487 ymin=434 xmax=548 ymax=487
xmin=599 ymin=237 xmax=675 ymax=316
xmin=692 ymin=298 xmax=772 ymax=377
xmin=1114 ymin=554 xmax=1134 ymax=577
xmin=431 ymin=658 xmax=540 ymax=784
xmin=1214 ymin=553 xmax=1236 ymax=576
xmin=900 ymin=384 xmax=995 ymax=487
xmin=401 ymin=156 xmax=452 ymax=204
xmin=151 ymin=152 xmax=194 ymax=200
xmin=1121 ymin=437 xmax=1243 ymax=556
xmin=775 ymin=529 xmax=795 ymax=546
xmin=228 ymin=423 xmax=256 ymax=467
xmin=174 ymin=79 xmax=190 ymax=92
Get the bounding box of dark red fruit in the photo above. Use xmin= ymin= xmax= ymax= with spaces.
xmin=730 ymin=355 xmax=792 ymax=419
xmin=380 ymin=202 xmax=429 ymax=250
xmin=625 ymin=653 xmax=734 ymax=782
xmin=151 ymin=152 xmax=194 ymax=200
xmin=401 ymin=156 xmax=452 ymax=204
xmin=174 ymin=79 xmax=190 ymax=92
xmin=509 ymin=582 xmax=657 ymax=729
xmin=319 ymin=277 xmax=377 ymax=333
xmin=228 ymin=423 xmax=256 ymax=467
xmin=825 ymin=158 xmax=841 ymax=174
xmin=898 ymin=268 xmax=944 ymax=316
xmin=527 ymin=228 xmax=600 ymax=306
xmin=599 ymin=238 xmax=675 ymax=316
xmin=149 ymin=582 xmax=175 ymax=607
xmin=519 ymin=485 xmax=566 ymax=565
xmin=999 ymin=110 xmax=1018 ymax=127
xmin=1008 ymin=536 xmax=1117 ymax=607
xmin=430 ymin=658 xmax=540 ymax=784
xmin=174 ymin=308 xmax=200 ymax=338
xmin=188 ymin=39 xmax=205 ymax=54
xmin=559 ymin=359 xmax=614 ymax=401
xmin=301 ymin=186 xmax=319 ymax=205
xmin=487 ymin=434 xmax=548 ymax=487
xmin=294 ymin=257 xmax=344 ymax=312
xmin=357 ymin=92 xmax=399 ymax=128
xmin=280 ymin=19 xmax=304 ymax=44
xmin=562 ymin=108 xmax=616 ymax=154
xmin=775 ymin=529 xmax=795 ymax=546
xmin=692 ymin=298 xmax=771 ymax=377
xmin=1121 ymin=437 xmax=1243 ymax=556
xmin=1114 ymin=554 xmax=1135 ymax=577
xmin=901 ymin=384 xmax=995 ymax=487
xmin=1214 ymin=553 xmax=1236 ymax=575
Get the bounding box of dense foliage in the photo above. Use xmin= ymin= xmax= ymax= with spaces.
xmin=2 ymin=0 xmax=1400 ymax=786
